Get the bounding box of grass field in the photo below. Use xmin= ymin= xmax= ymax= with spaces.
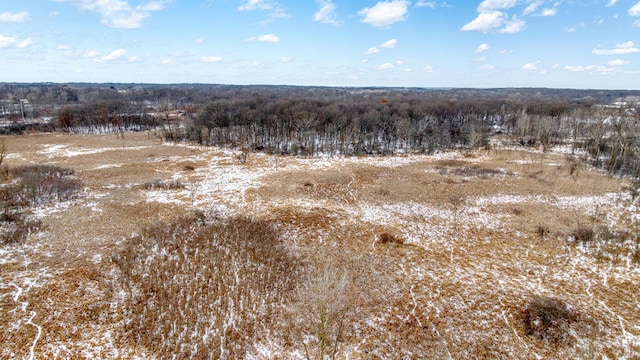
xmin=0 ymin=131 xmax=638 ymax=359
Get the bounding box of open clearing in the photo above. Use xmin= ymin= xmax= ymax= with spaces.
xmin=0 ymin=131 xmax=638 ymax=359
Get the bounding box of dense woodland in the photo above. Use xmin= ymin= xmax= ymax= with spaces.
xmin=1 ymin=83 xmax=639 ymax=179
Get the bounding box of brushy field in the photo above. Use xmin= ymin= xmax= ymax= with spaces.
xmin=0 ymin=131 xmax=638 ymax=359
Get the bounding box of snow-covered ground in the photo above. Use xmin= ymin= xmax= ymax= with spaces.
xmin=1 ymin=133 xmax=638 ymax=359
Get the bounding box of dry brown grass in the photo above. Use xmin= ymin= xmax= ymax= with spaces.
xmin=0 ymin=133 xmax=638 ymax=359
xmin=113 ymin=216 xmax=300 ymax=359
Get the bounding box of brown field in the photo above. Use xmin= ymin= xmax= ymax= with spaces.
xmin=0 ymin=131 xmax=638 ymax=359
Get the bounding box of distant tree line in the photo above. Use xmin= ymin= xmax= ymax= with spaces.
xmin=170 ymin=92 xmax=637 ymax=178
xmin=169 ymin=94 xmax=592 ymax=155
xmin=0 ymin=83 xmax=638 ymax=178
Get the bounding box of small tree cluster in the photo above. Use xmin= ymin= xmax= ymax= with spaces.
xmin=293 ymin=266 xmax=353 ymax=360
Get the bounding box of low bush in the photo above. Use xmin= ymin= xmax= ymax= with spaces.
xmin=7 ymin=165 xmax=82 ymax=207
xmin=140 ymin=179 xmax=185 ymax=190
xmin=535 ymin=224 xmax=550 ymax=239
xmin=378 ymin=232 xmax=404 ymax=244
xmin=0 ymin=215 xmax=44 ymax=245
xmin=0 ymin=165 xmax=81 ymax=244
xmin=521 ymin=295 xmax=580 ymax=344
xmin=572 ymin=225 xmax=595 ymax=243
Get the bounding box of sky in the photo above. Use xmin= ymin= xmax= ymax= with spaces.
xmin=1 ymin=0 xmax=640 ymax=89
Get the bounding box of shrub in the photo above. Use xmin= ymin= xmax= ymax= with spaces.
xmin=378 ymin=232 xmax=404 ymax=244
xmin=572 ymin=225 xmax=595 ymax=243
xmin=535 ymin=224 xmax=550 ymax=239
xmin=8 ymin=165 xmax=82 ymax=207
xmin=0 ymin=216 xmax=44 ymax=245
xmin=521 ymin=295 xmax=580 ymax=344
xmin=0 ymin=165 xmax=81 ymax=244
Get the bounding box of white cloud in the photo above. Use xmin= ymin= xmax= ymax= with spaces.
xmin=244 ymin=33 xmax=280 ymax=42
xmin=480 ymin=64 xmax=495 ymax=70
xmin=128 ymin=56 xmax=141 ymax=62
xmin=523 ymin=0 xmax=543 ymax=15
xmin=630 ymin=2 xmax=640 ymax=16
xmin=280 ymin=57 xmax=291 ymax=62
xmin=606 ymin=0 xmax=619 ymax=7
xmin=564 ymin=65 xmax=593 ymax=72
xmin=377 ymin=62 xmax=395 ymax=70
xmin=521 ymin=61 xmax=540 ymax=70
xmin=415 ymin=1 xmax=436 ymax=9
xmin=51 ymin=0 xmax=173 ymax=29
xmin=83 ymin=50 xmax=99 ymax=58
xmin=239 ymin=0 xmax=270 ymax=11
xmin=367 ymin=39 xmax=398 ymax=56
xmin=499 ymin=49 xmax=513 ymax=54
xmin=395 ymin=60 xmax=404 ymax=65
xmin=608 ymin=59 xmax=629 ymax=66
xmin=161 ymin=59 xmax=175 ymax=65
xmin=463 ymin=0 xmax=526 ymax=33
xmin=563 ymin=65 xmax=617 ymax=74
xmin=259 ymin=34 xmax=280 ymax=42
xmin=381 ymin=39 xmax=398 ymax=48
xmin=424 ymin=65 xmax=434 ymax=72
xmin=358 ymin=1 xmax=410 ymax=28
xmin=524 ymin=1 xmax=558 ymax=16
xmin=0 ymin=11 xmax=30 ymax=23
xmin=461 ymin=11 xmax=506 ymax=32
xmin=499 ymin=16 xmax=525 ymax=33
xmin=201 ymin=56 xmax=222 ymax=63
xmin=592 ymin=41 xmax=640 ymax=55
xmin=56 ymin=44 xmax=70 ymax=50
xmin=238 ymin=0 xmax=289 ymax=18
xmin=475 ymin=43 xmax=490 ymax=53
xmin=0 ymin=35 xmax=32 ymax=49
xmin=196 ymin=37 xmax=205 ymax=44
xmin=15 ymin=38 xmax=32 ymax=49
xmin=477 ymin=0 xmax=517 ymax=13
xmin=259 ymin=33 xmax=280 ymax=42
xmin=93 ymin=48 xmax=128 ymax=63
xmin=239 ymin=61 xmax=264 ymax=68
xmin=313 ymin=0 xmax=338 ymax=25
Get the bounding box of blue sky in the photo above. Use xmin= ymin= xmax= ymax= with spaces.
xmin=1 ymin=0 xmax=640 ymax=88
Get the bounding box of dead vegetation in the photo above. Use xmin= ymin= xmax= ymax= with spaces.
xmin=377 ymin=232 xmax=404 ymax=245
xmin=139 ymin=179 xmax=185 ymax=190
xmin=0 ymin=132 xmax=638 ymax=359
xmin=521 ymin=295 xmax=584 ymax=344
xmin=0 ymin=164 xmax=82 ymax=244
xmin=112 ymin=216 xmax=300 ymax=359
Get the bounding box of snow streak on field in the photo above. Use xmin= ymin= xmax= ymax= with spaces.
xmin=0 ymin=133 xmax=638 ymax=359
